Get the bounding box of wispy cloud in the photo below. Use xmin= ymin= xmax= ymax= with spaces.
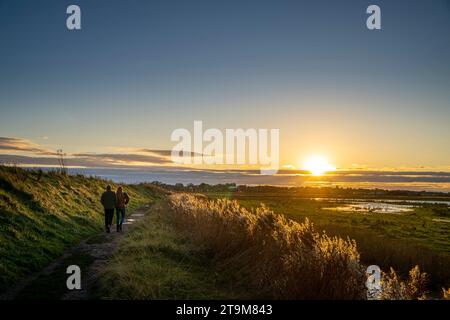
xmin=138 ymin=149 xmax=206 ymax=157
xmin=71 ymin=153 xmax=171 ymax=165
xmin=1 ymin=137 xmax=449 ymax=185
xmin=0 ymin=137 xmax=175 ymax=167
xmin=0 ymin=137 xmax=56 ymax=155
xmin=0 ymin=154 xmax=173 ymax=168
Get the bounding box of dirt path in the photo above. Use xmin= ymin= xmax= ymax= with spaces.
xmin=0 ymin=203 xmax=153 ymax=300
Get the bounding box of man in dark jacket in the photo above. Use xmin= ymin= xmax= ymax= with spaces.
xmin=101 ymin=185 xmax=116 ymax=233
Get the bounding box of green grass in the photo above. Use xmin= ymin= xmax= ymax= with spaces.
xmin=0 ymin=166 xmax=155 ymax=294
xmin=205 ymin=191 xmax=450 ymax=289
xmin=206 ymin=192 xmax=450 ymax=252
xmin=96 ymin=199 xmax=244 ymax=299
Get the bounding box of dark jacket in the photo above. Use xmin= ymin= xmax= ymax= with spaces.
xmin=116 ymin=192 xmax=130 ymax=209
xmin=101 ymin=190 xmax=116 ymax=210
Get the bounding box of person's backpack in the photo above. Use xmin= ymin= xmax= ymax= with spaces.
xmin=124 ymin=192 xmax=130 ymax=205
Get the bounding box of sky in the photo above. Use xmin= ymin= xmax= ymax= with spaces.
xmin=1 ymin=0 xmax=450 ymax=175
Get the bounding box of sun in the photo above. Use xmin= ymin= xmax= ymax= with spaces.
xmin=303 ymin=155 xmax=336 ymax=176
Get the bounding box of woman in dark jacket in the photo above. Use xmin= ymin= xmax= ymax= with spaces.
xmin=115 ymin=186 xmax=129 ymax=232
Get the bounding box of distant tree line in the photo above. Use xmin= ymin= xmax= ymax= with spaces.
xmin=149 ymin=181 xmax=450 ymax=199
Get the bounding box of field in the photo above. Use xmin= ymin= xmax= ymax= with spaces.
xmin=203 ymin=188 xmax=450 ymax=291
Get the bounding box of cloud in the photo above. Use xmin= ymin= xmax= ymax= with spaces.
xmin=0 ymin=154 xmax=60 ymax=166
xmin=0 ymin=154 xmax=173 ymax=168
xmin=139 ymin=149 xmax=206 ymax=157
xmin=1 ymin=153 xmax=450 ymax=190
xmin=0 ymin=137 xmax=55 ymax=155
xmin=1 ymin=137 xmax=449 ymax=186
xmin=0 ymin=137 xmax=173 ymax=167
xmin=71 ymin=153 xmax=172 ymax=165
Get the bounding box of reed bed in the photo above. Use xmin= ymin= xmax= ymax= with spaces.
xmin=168 ymin=193 xmax=367 ymax=299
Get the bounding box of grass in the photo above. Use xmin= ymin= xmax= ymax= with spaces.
xmin=167 ymin=193 xmax=367 ymax=299
xmin=97 ymin=192 xmax=442 ymax=300
xmin=97 ymin=199 xmax=242 ymax=299
xmin=2 ymin=166 xmax=447 ymax=299
xmin=205 ymin=191 xmax=450 ymax=289
xmin=0 ymin=165 xmax=155 ymax=294
xmin=206 ymin=193 xmax=450 ymax=253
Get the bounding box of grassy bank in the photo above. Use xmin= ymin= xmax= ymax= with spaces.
xmin=0 ymin=166 xmax=154 ymax=294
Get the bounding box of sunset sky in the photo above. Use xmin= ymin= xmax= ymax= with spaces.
xmin=1 ymin=0 xmax=450 ymax=174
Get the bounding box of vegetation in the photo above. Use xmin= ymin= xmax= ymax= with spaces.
xmin=155 ymin=182 xmax=450 ymax=202
xmin=0 ymin=166 xmax=154 ymax=294
xmin=97 ymin=198 xmax=242 ymax=299
xmin=168 ymin=193 xmax=367 ymax=299
xmin=380 ymin=266 xmax=429 ymax=300
xmin=443 ymin=287 xmax=450 ymax=300
xmin=1 ymin=167 xmax=447 ymax=299
xmin=202 ymin=190 xmax=450 ymax=290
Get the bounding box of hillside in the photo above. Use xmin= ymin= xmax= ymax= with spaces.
xmin=0 ymin=166 xmax=154 ymax=294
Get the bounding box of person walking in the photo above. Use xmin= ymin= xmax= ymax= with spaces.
xmin=115 ymin=186 xmax=129 ymax=232
xmin=101 ymin=185 xmax=116 ymax=233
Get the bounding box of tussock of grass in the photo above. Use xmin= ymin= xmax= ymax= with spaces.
xmin=0 ymin=166 xmax=154 ymax=294
xmin=379 ymin=266 xmax=429 ymax=300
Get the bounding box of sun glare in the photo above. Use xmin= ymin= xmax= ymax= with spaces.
xmin=303 ymin=155 xmax=336 ymax=176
